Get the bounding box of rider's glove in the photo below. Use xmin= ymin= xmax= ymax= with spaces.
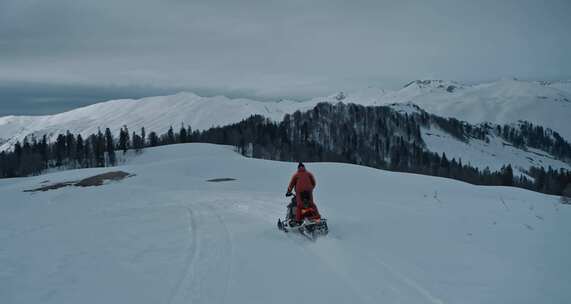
xmin=285 ymin=192 xmax=293 ymax=197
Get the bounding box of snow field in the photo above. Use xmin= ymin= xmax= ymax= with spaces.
xmin=1 ymin=143 xmax=570 ymax=304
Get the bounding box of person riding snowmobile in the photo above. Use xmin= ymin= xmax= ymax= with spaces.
xmin=286 ymin=162 xmax=320 ymax=225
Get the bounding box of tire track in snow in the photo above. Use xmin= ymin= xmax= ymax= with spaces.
xmin=167 ymin=206 xmax=198 ymax=304
xmin=204 ymin=202 xmax=233 ymax=304
xmin=368 ymin=255 xmax=446 ymax=304
xmin=167 ymin=198 xmax=233 ymax=304
xmin=298 ymin=236 xmax=446 ymax=304
xmin=282 ymin=236 xmax=380 ymax=304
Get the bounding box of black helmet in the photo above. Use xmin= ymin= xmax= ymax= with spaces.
xmin=298 ymin=162 xmax=305 ymax=169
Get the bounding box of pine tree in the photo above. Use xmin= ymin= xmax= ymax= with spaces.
xmin=0 ymin=151 xmax=5 ymax=178
xmin=13 ymin=141 xmax=23 ymax=172
xmin=55 ymin=134 xmax=66 ymax=167
xmin=105 ymin=128 xmax=116 ymax=166
xmin=76 ymin=134 xmax=85 ymax=167
xmin=187 ymin=126 xmax=192 ymax=142
xmin=95 ymin=129 xmax=105 ymax=167
xmin=501 ymin=164 xmax=514 ymax=186
xmin=148 ymin=131 xmax=159 ymax=147
xmin=119 ymin=125 xmax=130 ymax=154
xmin=40 ymin=135 xmax=49 ymax=170
xmin=141 ymin=127 xmax=146 ymax=147
xmin=179 ymin=124 xmax=188 ymax=143
xmin=131 ymin=131 xmax=138 ymax=151
xmin=439 ymin=152 xmax=450 ymax=177
xmin=65 ymin=130 xmax=76 ymax=162
xmin=167 ymin=126 xmax=175 ymax=144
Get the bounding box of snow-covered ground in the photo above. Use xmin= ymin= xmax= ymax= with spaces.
xmin=540 ymin=80 xmax=571 ymax=95
xmin=1 ymin=143 xmax=569 ymax=304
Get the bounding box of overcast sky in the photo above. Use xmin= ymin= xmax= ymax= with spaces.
xmin=1 ymin=0 xmax=570 ymax=115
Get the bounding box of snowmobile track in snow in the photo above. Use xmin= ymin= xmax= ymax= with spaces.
xmin=167 ymin=206 xmax=198 ymax=304
xmin=367 ymin=254 xmax=446 ymax=304
xmin=167 ymin=200 xmax=233 ymax=304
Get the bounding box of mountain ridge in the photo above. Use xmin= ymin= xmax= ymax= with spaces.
xmin=1 ymin=79 xmax=570 ymax=175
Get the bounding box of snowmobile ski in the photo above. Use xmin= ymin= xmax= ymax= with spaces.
xmin=278 ymin=218 xmax=328 ymax=239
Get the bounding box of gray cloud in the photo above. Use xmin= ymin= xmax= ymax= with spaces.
xmin=1 ymin=0 xmax=571 ymax=114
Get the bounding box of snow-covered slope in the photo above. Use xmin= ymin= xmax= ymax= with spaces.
xmin=368 ymin=79 xmax=571 ymax=141
xmin=1 ymin=143 xmax=569 ymax=303
xmin=1 ymin=79 xmax=570 ymax=176
xmin=2 ymin=79 xmax=570 ymax=154
xmin=539 ymin=80 xmax=571 ymax=95
xmin=422 ymin=125 xmax=570 ymax=175
xmin=0 ymin=92 xmax=319 ymax=151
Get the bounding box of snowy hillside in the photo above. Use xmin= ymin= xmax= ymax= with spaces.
xmin=1 ymin=143 xmax=569 ymax=304
xmin=1 ymin=79 xmax=570 ymax=154
xmin=308 ymin=79 xmax=571 ymax=143
xmin=539 ymin=80 xmax=571 ymax=94
xmin=369 ymin=79 xmax=571 ymax=141
xmin=421 ymin=125 xmax=570 ymax=174
xmin=0 ymin=92 xmax=319 ymax=152
xmin=1 ymin=79 xmax=570 ymax=179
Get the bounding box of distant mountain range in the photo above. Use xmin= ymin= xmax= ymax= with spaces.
xmin=1 ymin=79 xmax=570 ymax=174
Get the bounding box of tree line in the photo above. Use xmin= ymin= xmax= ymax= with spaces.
xmin=193 ymin=102 xmax=571 ymax=196
xmin=0 ymin=123 xmax=201 ymax=178
xmin=1 ymin=102 xmax=570 ymax=196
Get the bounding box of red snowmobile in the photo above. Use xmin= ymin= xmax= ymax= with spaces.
xmin=277 ymin=192 xmax=328 ymax=240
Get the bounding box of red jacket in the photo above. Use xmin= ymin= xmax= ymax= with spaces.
xmin=287 ymin=167 xmax=316 ymax=193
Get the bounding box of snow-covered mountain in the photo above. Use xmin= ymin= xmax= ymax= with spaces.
xmin=368 ymin=79 xmax=571 ymax=141
xmin=421 ymin=123 xmax=570 ymax=175
xmin=2 ymin=79 xmax=570 ymax=150
xmin=0 ymin=92 xmax=317 ymax=152
xmin=1 ymin=143 xmax=569 ymax=303
xmin=1 ymin=79 xmax=570 ymax=174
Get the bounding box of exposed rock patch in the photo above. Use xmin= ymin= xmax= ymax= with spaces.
xmin=24 ymin=171 xmax=133 ymax=192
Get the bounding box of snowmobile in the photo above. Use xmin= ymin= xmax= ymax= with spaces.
xmin=277 ymin=192 xmax=328 ymax=240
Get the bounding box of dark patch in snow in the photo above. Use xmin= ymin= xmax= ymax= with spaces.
xmin=24 ymin=181 xmax=75 ymax=192
xmin=206 ymin=178 xmax=237 ymax=182
xmin=433 ymin=191 xmax=443 ymax=204
xmin=24 ymin=171 xmax=133 ymax=192
xmin=76 ymin=171 xmax=132 ymax=187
